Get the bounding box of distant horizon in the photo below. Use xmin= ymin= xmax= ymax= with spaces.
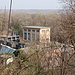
xmin=0 ymin=8 xmax=63 ymax=14
xmin=0 ymin=8 xmax=62 ymax=10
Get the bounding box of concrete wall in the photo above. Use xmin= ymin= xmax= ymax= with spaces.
xmin=40 ymin=28 xmax=50 ymax=43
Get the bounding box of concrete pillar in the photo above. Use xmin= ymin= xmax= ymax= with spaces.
xmin=27 ymin=29 xmax=28 ymax=40
xmin=31 ymin=30 xmax=32 ymax=41
xmin=35 ymin=30 xmax=36 ymax=41
xmin=23 ymin=29 xmax=24 ymax=40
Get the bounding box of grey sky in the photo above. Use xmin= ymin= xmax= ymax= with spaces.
xmin=0 ymin=0 xmax=61 ymax=9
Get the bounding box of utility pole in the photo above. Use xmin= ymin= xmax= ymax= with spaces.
xmin=7 ymin=0 xmax=12 ymax=36
xmin=4 ymin=0 xmax=12 ymax=45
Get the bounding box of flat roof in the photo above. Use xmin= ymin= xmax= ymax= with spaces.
xmin=23 ymin=26 xmax=50 ymax=29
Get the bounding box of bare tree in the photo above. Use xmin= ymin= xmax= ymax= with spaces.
xmin=59 ymin=0 xmax=75 ymax=49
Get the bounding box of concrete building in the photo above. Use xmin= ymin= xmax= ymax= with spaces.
xmin=22 ymin=26 xmax=50 ymax=43
xmin=0 ymin=32 xmax=19 ymax=41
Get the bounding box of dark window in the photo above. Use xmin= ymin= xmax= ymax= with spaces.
xmin=8 ymin=37 xmax=11 ymax=39
xmin=32 ymin=30 xmax=35 ymax=32
xmin=12 ymin=37 xmax=15 ymax=40
xmin=42 ymin=30 xmax=45 ymax=33
xmin=46 ymin=29 xmax=49 ymax=32
xmin=28 ymin=33 xmax=31 ymax=40
xmin=24 ymin=33 xmax=27 ymax=40
xmin=37 ymin=30 xmax=39 ymax=32
xmin=16 ymin=36 xmax=19 ymax=38
xmin=8 ymin=37 xmax=11 ymax=41
xmin=28 ymin=30 xmax=31 ymax=32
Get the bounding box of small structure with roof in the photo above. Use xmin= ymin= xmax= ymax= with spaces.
xmin=21 ymin=26 xmax=50 ymax=44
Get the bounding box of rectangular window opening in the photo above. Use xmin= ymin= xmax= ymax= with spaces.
xmin=24 ymin=33 xmax=27 ymax=40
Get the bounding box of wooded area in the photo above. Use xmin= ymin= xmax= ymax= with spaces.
xmin=0 ymin=0 xmax=75 ymax=75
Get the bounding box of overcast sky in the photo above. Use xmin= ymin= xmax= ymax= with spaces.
xmin=0 ymin=0 xmax=62 ymax=9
